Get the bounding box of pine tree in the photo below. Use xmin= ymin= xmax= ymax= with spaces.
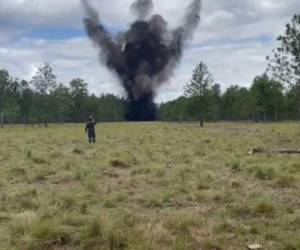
xmin=267 ymin=14 xmax=300 ymax=85
xmin=184 ymin=62 xmax=214 ymax=126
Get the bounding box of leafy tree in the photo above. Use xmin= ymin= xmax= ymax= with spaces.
xmin=267 ymin=14 xmax=300 ymax=85
xmin=158 ymin=102 xmax=174 ymax=121
xmin=18 ymin=80 xmax=34 ymax=124
xmin=69 ymin=78 xmax=89 ymax=122
xmin=86 ymin=94 xmax=99 ymax=120
xmin=184 ymin=62 xmax=214 ymax=126
xmin=30 ymin=62 xmax=58 ymax=126
xmin=222 ymin=86 xmax=255 ymax=121
xmin=0 ymin=69 xmax=10 ymax=127
xmin=30 ymin=62 xmax=57 ymax=95
xmin=174 ymin=97 xmax=189 ymax=122
xmin=207 ymin=83 xmax=222 ymax=121
xmin=52 ymin=84 xmax=72 ymax=123
xmin=0 ymin=69 xmax=20 ymax=127
xmin=158 ymin=97 xmax=189 ymax=122
xmin=251 ymin=74 xmax=284 ymax=121
xmin=92 ymin=94 xmax=125 ymax=122
xmin=2 ymin=100 xmax=19 ymax=125
xmin=285 ymin=81 xmax=300 ymax=119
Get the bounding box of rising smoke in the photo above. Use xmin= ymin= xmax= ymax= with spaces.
xmin=82 ymin=0 xmax=202 ymax=121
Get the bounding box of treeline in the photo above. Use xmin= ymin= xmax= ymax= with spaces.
xmin=160 ymin=14 xmax=300 ymax=124
xmin=0 ymin=63 xmax=126 ymax=127
xmin=159 ymin=73 xmax=300 ymax=122
xmin=1 ymin=63 xmax=299 ymax=126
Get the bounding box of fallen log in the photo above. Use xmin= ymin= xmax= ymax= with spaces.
xmin=248 ymin=148 xmax=300 ymax=155
xmin=279 ymin=139 xmax=300 ymax=143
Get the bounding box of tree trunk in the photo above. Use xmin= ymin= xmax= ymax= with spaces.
xmin=200 ymin=119 xmax=204 ymax=127
xmin=0 ymin=113 xmax=4 ymax=128
xmin=298 ymin=107 xmax=300 ymax=135
xmin=199 ymin=112 xmax=204 ymax=127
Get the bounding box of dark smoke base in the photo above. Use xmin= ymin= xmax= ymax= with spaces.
xmin=126 ymin=95 xmax=156 ymax=121
xmin=82 ymin=0 xmax=201 ymax=121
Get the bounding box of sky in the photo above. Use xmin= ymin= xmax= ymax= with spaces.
xmin=0 ymin=0 xmax=299 ymax=102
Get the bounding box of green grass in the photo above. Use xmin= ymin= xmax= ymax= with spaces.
xmin=0 ymin=122 xmax=299 ymax=249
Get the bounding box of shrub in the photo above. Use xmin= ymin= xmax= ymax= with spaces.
xmin=255 ymin=166 xmax=275 ymax=180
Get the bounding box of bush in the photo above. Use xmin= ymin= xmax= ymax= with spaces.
xmin=255 ymin=166 xmax=275 ymax=180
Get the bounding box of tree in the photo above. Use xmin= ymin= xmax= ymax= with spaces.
xmin=31 ymin=62 xmax=57 ymax=95
xmin=0 ymin=69 xmax=20 ymax=127
xmin=30 ymin=62 xmax=58 ymax=126
xmin=52 ymin=84 xmax=72 ymax=123
xmin=158 ymin=97 xmax=189 ymax=122
xmin=96 ymin=94 xmax=126 ymax=122
xmin=267 ymin=15 xmax=300 ymax=85
xmin=207 ymin=83 xmax=221 ymax=121
xmin=0 ymin=70 xmax=10 ymax=127
xmin=69 ymin=78 xmax=89 ymax=122
xmin=184 ymin=62 xmax=214 ymax=126
xmin=286 ymin=81 xmax=300 ymax=119
xmin=251 ymin=74 xmax=284 ymax=121
xmin=1 ymin=67 xmax=132 ymax=124
xmin=18 ymin=80 xmax=34 ymax=124
xmin=222 ymin=86 xmax=255 ymax=121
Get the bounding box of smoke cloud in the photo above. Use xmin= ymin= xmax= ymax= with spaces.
xmin=82 ymin=0 xmax=202 ymax=121
xmin=131 ymin=0 xmax=154 ymax=20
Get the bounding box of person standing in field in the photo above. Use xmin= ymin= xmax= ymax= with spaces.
xmin=85 ymin=116 xmax=97 ymax=143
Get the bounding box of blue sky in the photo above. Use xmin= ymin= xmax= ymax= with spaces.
xmin=29 ymin=26 xmax=86 ymax=40
xmin=0 ymin=0 xmax=299 ymax=102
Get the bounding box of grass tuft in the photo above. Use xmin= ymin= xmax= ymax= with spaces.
xmin=255 ymin=166 xmax=275 ymax=180
xmin=73 ymin=148 xmax=83 ymax=154
xmin=32 ymin=157 xmax=48 ymax=165
xmin=110 ymin=159 xmax=130 ymax=168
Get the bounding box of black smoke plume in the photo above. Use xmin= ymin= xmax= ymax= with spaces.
xmin=82 ymin=0 xmax=201 ymax=121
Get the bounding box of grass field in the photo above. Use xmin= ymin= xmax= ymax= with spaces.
xmin=0 ymin=122 xmax=299 ymax=250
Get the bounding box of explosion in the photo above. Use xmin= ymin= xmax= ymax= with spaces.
xmin=82 ymin=0 xmax=201 ymax=121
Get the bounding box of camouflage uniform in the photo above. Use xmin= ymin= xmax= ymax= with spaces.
xmin=85 ymin=118 xmax=97 ymax=143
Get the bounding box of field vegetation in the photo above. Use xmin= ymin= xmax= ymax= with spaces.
xmin=0 ymin=122 xmax=299 ymax=250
